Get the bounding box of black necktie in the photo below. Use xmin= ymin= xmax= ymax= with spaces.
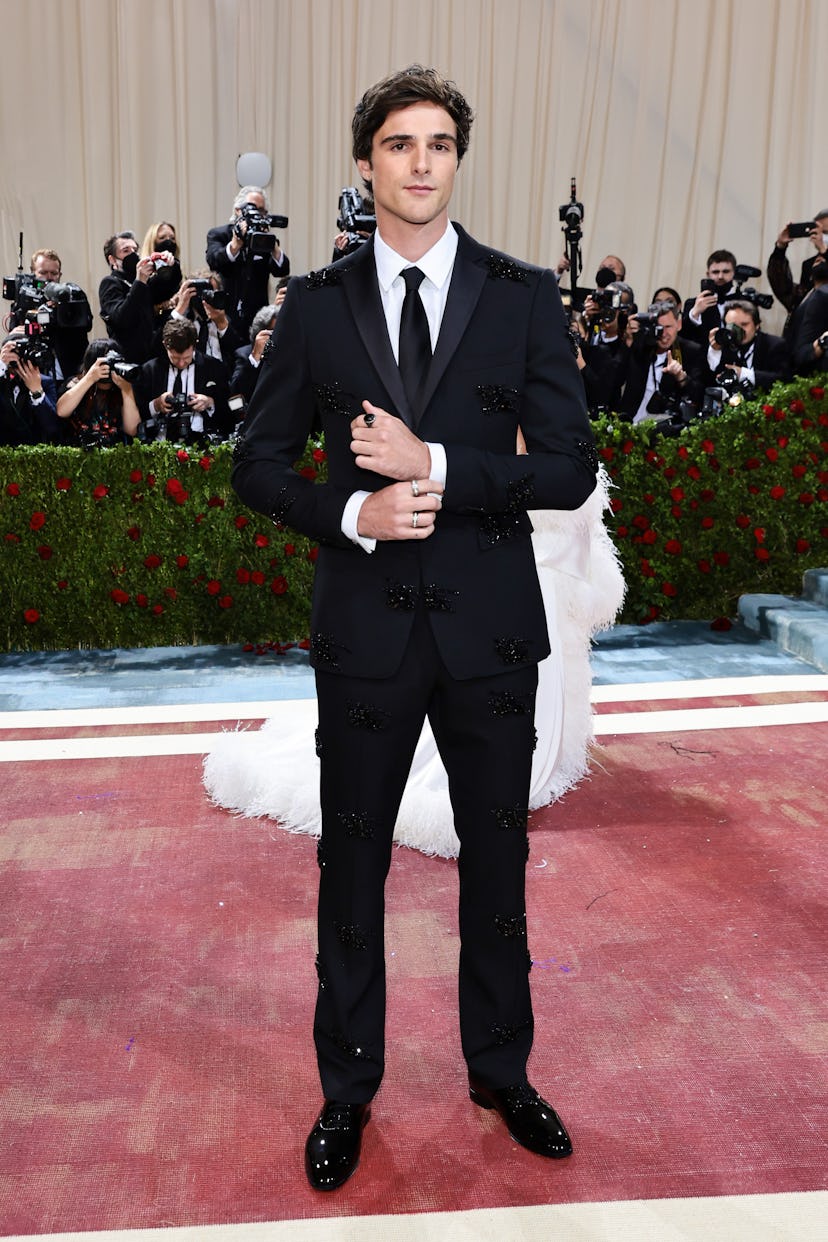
xmin=398 ymin=266 xmax=431 ymax=404
xmin=172 ymin=369 xmax=183 ymax=396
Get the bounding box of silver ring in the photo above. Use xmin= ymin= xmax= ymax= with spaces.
xmin=410 ymin=478 xmax=420 ymax=497
xmin=364 ymin=411 xmax=375 ymax=427
xmin=411 ymin=511 xmax=419 ymax=529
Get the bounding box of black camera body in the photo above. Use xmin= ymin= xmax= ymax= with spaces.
xmin=102 ymin=349 xmax=141 ymax=385
xmin=730 ymin=264 xmax=773 ymax=310
xmin=234 ymin=203 xmax=289 ymax=255
xmin=6 ymin=326 xmax=53 ymax=371
xmin=337 ymin=186 xmax=377 ymax=242
xmin=713 ymin=322 xmax=746 ymax=352
xmin=2 ymin=272 xmax=93 ymax=331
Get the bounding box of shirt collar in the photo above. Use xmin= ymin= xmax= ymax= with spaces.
xmin=374 ymin=221 xmax=458 ymax=293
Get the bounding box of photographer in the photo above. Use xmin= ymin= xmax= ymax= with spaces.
xmin=229 ymin=302 xmax=280 ymax=406
xmin=767 ymin=210 xmax=828 ymax=318
xmin=136 ymin=318 xmax=230 ymax=444
xmin=0 ymin=332 xmax=61 ymax=445
xmin=681 ymin=249 xmax=739 ymax=345
xmin=205 ymin=186 xmax=290 ymax=338
xmin=706 ymin=300 xmax=790 ymax=394
xmin=55 ymin=338 xmax=140 ymax=446
xmin=580 ymin=280 xmax=635 ymax=412
xmin=98 ymin=232 xmax=157 ymax=363
xmin=139 ymin=221 xmax=184 ymax=317
xmin=332 ymin=188 xmax=376 ymax=261
xmin=166 ymin=271 xmax=241 ymax=377
xmin=791 ymin=255 xmax=828 ymax=377
xmin=620 ymin=301 xmax=707 ymax=425
xmin=6 ymin=249 xmax=93 ymax=384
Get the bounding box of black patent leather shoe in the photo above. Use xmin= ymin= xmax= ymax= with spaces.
xmin=469 ymin=1076 xmax=573 ymax=1158
xmin=304 ymin=1100 xmax=371 ymax=1191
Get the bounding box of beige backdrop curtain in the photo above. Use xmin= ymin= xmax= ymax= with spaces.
xmin=1 ymin=0 xmax=826 ymax=342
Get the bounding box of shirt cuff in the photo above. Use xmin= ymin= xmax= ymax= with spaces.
xmin=342 ymin=490 xmax=377 ymax=553
xmin=225 ymin=243 xmax=239 ymax=263
xmin=741 ymin=366 xmax=755 ymax=386
xmin=249 ymin=355 xmax=261 ymax=369
xmin=29 ymin=391 xmax=45 ymax=404
xmin=690 ymin=311 xmax=702 ymax=325
xmin=707 ymin=346 xmax=722 ymax=369
xmin=426 ymin=441 xmax=447 ymax=486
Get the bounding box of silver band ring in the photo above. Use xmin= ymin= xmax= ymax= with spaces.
xmin=364 ymin=411 xmax=375 ymax=427
xmin=410 ymin=478 xmax=420 ymax=497
xmin=411 ymin=511 xmax=419 ymax=529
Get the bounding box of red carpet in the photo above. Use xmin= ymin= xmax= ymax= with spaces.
xmin=1 ymin=708 xmax=826 ymax=1233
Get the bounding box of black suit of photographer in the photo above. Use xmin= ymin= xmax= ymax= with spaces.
xmin=619 ymin=334 xmax=707 ymax=419
xmin=710 ymin=330 xmax=791 ymax=392
xmin=205 ymin=225 xmax=290 ymax=338
xmin=136 ymin=350 xmax=232 ymax=442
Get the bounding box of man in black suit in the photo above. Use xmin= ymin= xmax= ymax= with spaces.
xmin=705 ymin=300 xmax=790 ymax=393
xmin=619 ymin=301 xmax=707 ymax=422
xmin=205 ymin=187 xmax=290 ymax=339
xmin=681 ymin=249 xmax=738 ymax=345
xmin=232 ymin=65 xmax=597 ymax=1191
xmin=136 ymin=318 xmax=230 ymax=443
xmin=767 ymin=211 xmax=828 ymax=319
xmin=791 ymin=256 xmax=828 ymax=376
xmin=98 ymin=232 xmax=157 ymax=364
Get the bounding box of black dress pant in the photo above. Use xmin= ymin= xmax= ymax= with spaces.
xmin=313 ymin=606 xmax=538 ymax=1102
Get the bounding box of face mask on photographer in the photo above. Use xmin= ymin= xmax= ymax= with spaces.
xmin=155 ymin=239 xmax=177 ymax=255
xmin=120 ymin=250 xmax=139 ymax=281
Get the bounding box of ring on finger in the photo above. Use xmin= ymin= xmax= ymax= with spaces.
xmin=411 ymin=511 xmax=419 ymax=529
xmin=364 ymin=411 xmax=375 ymax=427
xmin=410 ymin=478 xmax=420 ymax=497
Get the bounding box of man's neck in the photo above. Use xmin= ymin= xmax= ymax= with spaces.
xmin=374 ymin=211 xmax=449 ymax=263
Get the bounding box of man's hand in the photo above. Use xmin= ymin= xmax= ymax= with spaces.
xmin=16 ymin=358 xmax=44 ymax=392
xmin=809 ymin=223 xmax=827 ymax=255
xmin=135 ymin=256 xmax=155 ymax=284
xmin=154 ymin=391 xmax=174 ymax=415
xmin=357 ymin=479 xmax=443 ymax=541
xmin=663 ymin=356 xmax=686 ymax=383
xmin=251 ymin=328 xmax=272 ymax=361
xmin=175 ymin=281 xmax=196 ymax=313
xmin=188 ymin=392 xmax=213 ymax=413
xmin=690 ymin=289 xmax=717 ymax=319
xmin=350 ymin=401 xmax=431 ymax=480
xmin=203 ymin=300 xmax=229 ymax=332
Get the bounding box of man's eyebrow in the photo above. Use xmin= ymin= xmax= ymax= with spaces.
xmin=379 ymin=131 xmax=457 ymax=146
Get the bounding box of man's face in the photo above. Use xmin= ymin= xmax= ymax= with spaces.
xmin=657 ymin=311 xmax=680 ymax=350
xmin=599 ymin=256 xmax=624 ymax=280
xmin=356 ymin=103 xmax=459 ymax=236
xmin=110 ymin=237 xmax=138 ymax=271
xmin=725 ymin=307 xmax=757 ymax=345
xmin=32 ymin=255 xmax=61 ymax=282
xmin=166 ymin=346 xmax=194 ymax=370
xmin=707 ymin=260 xmax=735 ymax=287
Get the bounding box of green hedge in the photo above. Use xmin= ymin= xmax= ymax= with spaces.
xmin=1 ymin=375 xmax=826 ymax=651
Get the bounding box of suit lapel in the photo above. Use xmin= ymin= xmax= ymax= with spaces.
xmin=343 ymin=241 xmax=414 ymax=427
xmin=417 ymin=228 xmax=487 ymax=423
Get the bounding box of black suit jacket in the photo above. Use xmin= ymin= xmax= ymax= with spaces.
xmin=741 ymin=331 xmax=791 ymax=390
xmin=792 ymin=286 xmax=828 ymax=375
xmin=136 ymin=351 xmax=231 ymax=436
xmin=680 ymin=288 xmax=735 ymax=345
xmin=233 ymin=225 xmax=597 ymax=682
xmin=205 ymin=224 xmax=290 ymax=336
xmin=98 ymin=272 xmax=156 ymax=363
xmin=619 ymin=335 xmax=707 ymax=418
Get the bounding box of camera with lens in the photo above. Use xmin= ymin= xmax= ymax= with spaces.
xmin=234 ymin=202 xmax=289 ymax=256
xmin=336 ymin=186 xmax=377 ymax=246
xmin=5 ymin=326 xmax=53 ymax=372
xmin=102 ymin=349 xmax=141 ymax=384
xmin=589 ymin=285 xmax=634 ymax=325
xmin=731 ymin=264 xmax=773 ymax=310
xmin=167 ymin=391 xmax=190 ymax=416
xmin=713 ymin=322 xmax=746 ymax=352
xmin=632 ymin=304 xmax=670 ymax=346
xmin=201 ymin=287 xmax=228 ymax=311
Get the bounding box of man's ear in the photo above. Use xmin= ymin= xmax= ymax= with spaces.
xmin=356 ymin=158 xmax=372 ymax=186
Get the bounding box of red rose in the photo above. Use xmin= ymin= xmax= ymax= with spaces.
xmin=251 ymin=570 xmax=265 ymax=585
xmin=254 ymin=533 xmax=269 ymax=548
xmin=622 ymin=440 xmax=634 ymax=455
xmin=795 ymin=538 xmax=810 ymax=553
xmin=312 ymin=447 xmax=327 ymax=462
xmin=664 ymin=539 xmax=682 ymax=554
xmin=176 ymin=554 xmax=189 ymax=568
xmin=701 ymin=440 xmax=715 ymax=454
xmin=298 ymin=466 xmax=318 ymax=480
xmin=769 ymin=486 xmax=785 ymax=500
xmin=600 ymin=447 xmax=614 ymax=461
xmin=765 ymin=448 xmax=778 ymax=462
xmin=57 ymin=579 xmax=68 ymax=590
xmin=5 ymin=533 xmax=20 ymax=544
xmin=762 ymin=404 xmax=775 ymax=417
xmin=789 ymin=399 xmax=805 ymax=414
xmin=671 ymin=506 xmax=682 ymax=518
xmin=127 ymin=526 xmax=141 ymax=541
xmin=678 ymin=446 xmax=688 ymax=460
xmin=206 ymin=579 xmax=221 ymax=595
xmin=698 ymin=559 xmax=711 ymax=573
xmin=632 ymin=514 xmax=649 ymax=530
xmin=24 ymin=608 xmax=40 ymax=624
xmin=754 ymin=527 xmax=766 ymax=542
xmin=30 ymin=511 xmax=46 ymax=530
xmin=37 ymin=545 xmax=52 ymax=560
xmin=642 ymin=529 xmax=657 ymax=544
xmin=640 ymin=559 xmax=655 ymax=577
xmin=218 ymin=595 xmax=233 ymax=609
xmin=283 ymin=542 xmax=296 ymax=556
xmin=701 ymin=517 xmax=715 ymax=529
xmin=110 ymin=589 xmax=130 ymax=605
xmin=207 ymin=496 xmax=225 ymax=508
xmin=713 ymin=551 xmax=730 ymax=566
xmin=144 ymin=554 xmax=162 ymax=570
xmin=777 ymin=436 xmax=789 ymax=448
xmin=130 ymin=469 xmax=143 ymax=484
xmin=792 ymin=464 xmax=807 ymax=478
xmin=176 ymin=449 xmax=189 ymax=462
xmin=146 ymin=473 xmax=156 ymax=487
xmin=234 ymin=515 xmax=249 ymax=529
xmin=744 ymin=458 xmax=761 ymax=470
xmin=136 ymin=594 xmax=148 ymax=608
xmin=643 ymin=492 xmax=654 ymax=504
xmin=798 ymin=493 xmax=814 ymax=505
xmin=298 ymin=638 xmax=311 ymax=650
xmin=6 ymin=483 xmax=20 ymax=497
xmin=610 ymin=497 xmax=623 ymax=512
xmin=710 ymin=617 xmax=732 ymax=632
xmin=164 ymin=587 xmax=177 ymax=600
xmin=271 ymin=575 xmax=288 ymax=594
xmin=809 ymin=386 xmax=825 ymax=398
xmin=686 ymin=465 xmax=701 ymax=480
xmin=661 ymin=582 xmax=678 ymax=597
xmin=670 ymin=487 xmax=684 ymax=501
xmin=236 ymin=567 xmax=251 ymax=584
xmin=616 ymin=525 xmax=629 ymax=537
xmin=165 ymin=477 xmax=183 ymax=496
xmin=55 ymin=477 xmax=72 ymax=492
xmin=700 ymin=489 xmax=715 ymax=502
xmin=755 ymin=547 xmax=770 ymax=561
xmin=92 ymin=484 xmax=109 ymax=500
xmin=199 ymin=456 xmax=212 ymax=471
xmin=663 ymin=466 xmax=677 ymax=480
xmin=307 ymin=547 xmax=318 ymax=563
